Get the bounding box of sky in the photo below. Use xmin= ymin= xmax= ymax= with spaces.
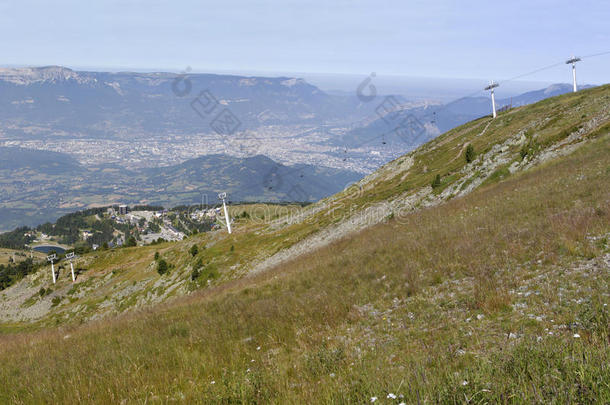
xmin=1 ymin=0 xmax=609 ymax=88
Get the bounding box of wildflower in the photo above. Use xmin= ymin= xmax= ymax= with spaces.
xmin=573 ymin=333 xmax=580 ymax=338
xmin=371 ymin=397 xmax=378 ymax=403
xmin=256 ymin=346 xmax=261 ymax=351
xmin=210 ymin=380 xmax=215 ymax=385
xmin=461 ymin=380 xmax=468 ymax=386
xmin=387 ymin=393 xmax=397 ymax=399
xmin=476 ymin=314 xmax=484 ymax=320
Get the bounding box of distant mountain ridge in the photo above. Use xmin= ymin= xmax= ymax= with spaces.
xmin=0 ymin=66 xmax=373 ymax=135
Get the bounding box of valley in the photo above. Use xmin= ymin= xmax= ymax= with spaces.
xmin=0 ymin=66 xmax=592 ymax=233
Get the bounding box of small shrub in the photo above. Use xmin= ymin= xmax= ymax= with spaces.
xmin=520 ymin=145 xmax=528 ymax=159
xmin=51 ymin=296 xmax=62 ymax=307
xmin=230 ymin=245 xmax=235 ymax=252
xmin=154 ymin=252 xmax=159 ymax=261
xmin=189 ymin=244 xmax=199 ymax=257
xmin=157 ymin=259 xmax=169 ymax=275
xmin=431 ymin=174 xmax=442 ymax=189
xmin=520 ymin=138 xmax=540 ymax=160
xmin=125 ymin=236 xmax=137 ymax=247
xmin=39 ymin=287 xmax=46 ymax=297
xmin=191 ymin=268 xmax=200 ymax=281
xmin=465 ymin=144 xmax=475 ymax=163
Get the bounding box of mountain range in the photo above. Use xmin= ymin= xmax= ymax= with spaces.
xmin=0 ymin=66 xmax=375 ymax=137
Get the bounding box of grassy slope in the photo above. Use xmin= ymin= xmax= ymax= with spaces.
xmin=0 ymin=87 xmax=608 ymax=402
xmin=5 ymin=85 xmax=608 ymax=327
xmin=7 ymin=85 xmax=608 ymax=328
xmin=0 ymin=248 xmax=45 ymax=265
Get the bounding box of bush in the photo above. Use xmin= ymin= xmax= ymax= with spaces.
xmin=157 ymin=259 xmax=169 ymax=275
xmin=189 ymin=244 xmax=199 ymax=257
xmin=191 ymin=268 xmax=200 ymax=281
xmin=154 ymin=252 xmax=159 ymax=261
xmin=230 ymin=245 xmax=235 ymax=252
xmin=431 ymin=174 xmax=442 ymax=189
xmin=465 ymin=144 xmax=475 ymax=163
xmin=51 ymin=296 xmax=61 ymax=307
xmin=125 ymin=236 xmax=137 ymax=247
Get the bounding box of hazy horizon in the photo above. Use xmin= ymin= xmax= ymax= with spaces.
xmin=0 ymin=62 xmax=571 ymax=102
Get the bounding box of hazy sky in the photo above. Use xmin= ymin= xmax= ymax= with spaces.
xmin=1 ymin=0 xmax=609 ymax=84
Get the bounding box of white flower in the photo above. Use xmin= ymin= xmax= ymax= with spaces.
xmin=256 ymin=346 xmax=261 ymax=351
xmin=387 ymin=393 xmax=397 ymax=399
xmin=210 ymin=380 xmax=215 ymax=385
xmin=461 ymin=380 xmax=468 ymax=386
xmin=573 ymin=333 xmax=580 ymax=338
xmin=371 ymin=397 xmax=377 ymax=403
xmin=399 ymin=403 xmax=406 ymax=405
xmin=476 ymin=314 xmax=484 ymax=320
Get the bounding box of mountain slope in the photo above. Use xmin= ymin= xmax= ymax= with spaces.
xmin=2 ymin=84 xmax=609 ymax=323
xmin=341 ymin=83 xmax=598 ymax=149
xmin=0 ymin=84 xmax=608 ymax=403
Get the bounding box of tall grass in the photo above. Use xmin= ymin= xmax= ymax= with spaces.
xmin=0 ymin=134 xmax=608 ymax=403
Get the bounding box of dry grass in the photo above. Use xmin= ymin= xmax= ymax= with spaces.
xmin=0 ymin=129 xmax=608 ymax=403
xmin=0 ymin=248 xmax=44 ymax=265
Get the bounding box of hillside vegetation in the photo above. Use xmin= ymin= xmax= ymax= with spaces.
xmin=0 ymin=85 xmax=609 ymax=403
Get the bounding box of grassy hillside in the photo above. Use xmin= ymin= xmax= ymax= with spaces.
xmin=0 ymin=85 xmax=608 ymax=403
xmin=0 ymin=248 xmax=45 ymax=266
